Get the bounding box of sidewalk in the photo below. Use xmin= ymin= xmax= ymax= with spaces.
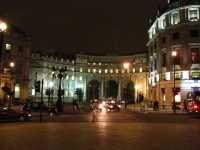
xmin=127 ymin=104 xmax=188 ymax=114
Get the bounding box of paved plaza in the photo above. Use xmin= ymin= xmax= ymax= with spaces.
xmin=1 ymin=113 xmax=200 ymax=150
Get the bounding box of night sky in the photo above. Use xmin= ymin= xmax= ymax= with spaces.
xmin=1 ymin=0 xmax=164 ymax=55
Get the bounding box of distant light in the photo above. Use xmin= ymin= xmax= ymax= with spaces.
xmin=123 ymin=62 xmax=130 ymax=69
xmin=0 ymin=21 xmax=7 ymax=32
xmin=9 ymin=62 xmax=15 ymax=68
xmin=135 ymin=85 xmax=141 ymax=89
xmin=172 ymin=51 xmax=177 ymax=57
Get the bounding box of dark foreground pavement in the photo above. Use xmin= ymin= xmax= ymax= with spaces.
xmin=1 ymin=112 xmax=200 ymax=150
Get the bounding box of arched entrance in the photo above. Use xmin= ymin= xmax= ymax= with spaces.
xmin=106 ymin=80 xmax=118 ymax=98
xmin=87 ymin=80 xmax=100 ymax=103
xmin=123 ymin=81 xmax=135 ymax=104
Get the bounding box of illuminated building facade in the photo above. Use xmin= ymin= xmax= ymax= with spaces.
xmin=147 ymin=0 xmax=200 ymax=106
xmin=29 ymin=52 xmax=148 ymax=104
xmin=0 ymin=24 xmax=31 ymax=104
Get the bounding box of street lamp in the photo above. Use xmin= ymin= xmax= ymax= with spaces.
xmin=0 ymin=21 xmax=7 ymax=32
xmin=0 ymin=20 xmax=7 ymax=57
xmin=172 ymin=50 xmax=177 ymax=113
xmin=9 ymin=62 xmax=15 ymax=68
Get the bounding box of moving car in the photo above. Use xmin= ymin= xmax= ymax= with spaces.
xmin=188 ymin=101 xmax=200 ymax=113
xmin=0 ymin=107 xmax=32 ymax=122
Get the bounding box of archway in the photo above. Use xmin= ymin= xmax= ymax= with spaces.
xmin=106 ymin=80 xmax=118 ymax=98
xmin=87 ymin=80 xmax=100 ymax=103
xmin=123 ymin=82 xmax=135 ymax=104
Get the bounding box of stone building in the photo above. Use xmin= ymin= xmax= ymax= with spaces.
xmin=0 ymin=22 xmax=31 ymax=105
xmin=29 ymin=52 xmax=148 ymax=104
xmin=147 ymin=0 xmax=200 ymax=107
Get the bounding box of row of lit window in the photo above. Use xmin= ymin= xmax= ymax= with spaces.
xmin=149 ymin=6 xmax=200 ymax=39
xmin=87 ymin=68 xmax=143 ymax=74
xmin=150 ymin=71 xmax=200 ymax=85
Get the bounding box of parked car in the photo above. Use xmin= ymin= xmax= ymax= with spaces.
xmin=0 ymin=107 xmax=32 ymax=122
xmin=23 ymin=102 xmax=49 ymax=112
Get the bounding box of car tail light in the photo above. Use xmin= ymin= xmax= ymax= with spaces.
xmin=194 ymin=105 xmax=198 ymax=109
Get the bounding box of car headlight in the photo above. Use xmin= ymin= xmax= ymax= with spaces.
xmin=28 ymin=114 xmax=32 ymax=117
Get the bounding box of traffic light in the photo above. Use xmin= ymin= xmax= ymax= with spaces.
xmin=35 ymin=81 xmax=41 ymax=93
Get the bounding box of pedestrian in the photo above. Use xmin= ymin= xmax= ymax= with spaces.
xmin=91 ymin=101 xmax=98 ymax=122
xmin=153 ymin=100 xmax=159 ymax=111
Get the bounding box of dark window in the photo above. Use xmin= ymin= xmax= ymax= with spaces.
xmin=191 ymin=48 xmax=200 ymax=64
xmin=172 ymin=32 xmax=180 ymax=40
xmin=162 ymin=37 xmax=166 ymax=44
xmin=162 ymin=53 xmax=167 ymax=67
xmin=154 ymin=42 xmax=157 ymax=49
xmin=190 ymin=30 xmax=199 ymax=38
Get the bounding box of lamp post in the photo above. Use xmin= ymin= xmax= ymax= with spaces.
xmin=54 ymin=68 xmax=67 ymax=112
xmin=172 ymin=50 xmax=177 ymax=113
xmin=123 ymin=62 xmax=131 ymax=110
xmin=9 ymin=61 xmax=15 ymax=108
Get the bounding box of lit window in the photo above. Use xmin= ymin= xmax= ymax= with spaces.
xmin=65 ymin=91 xmax=69 ymax=97
xmin=14 ymin=84 xmax=20 ymax=98
xmin=110 ymin=69 xmax=113 ymax=73
xmin=116 ymin=69 xmax=119 ymax=74
xmin=188 ymin=7 xmax=199 ymax=21
xmin=99 ymin=63 xmax=102 ymax=66
xmin=72 ymin=67 xmax=75 ymax=71
xmin=139 ymin=67 xmax=143 ymax=73
xmin=171 ymin=11 xmax=180 ymax=25
xmin=175 ymin=93 xmax=181 ymax=102
xmin=158 ymin=15 xmax=166 ymax=29
xmin=32 ymin=89 xmax=35 ymax=96
xmin=88 ymin=69 xmax=91 ymax=73
xmin=80 ymin=68 xmax=83 ymax=72
xmin=93 ymin=62 xmax=96 ymax=66
xmin=175 ymin=72 xmax=181 ymax=80
xmin=66 ymin=75 xmax=69 ymax=80
xmin=182 ymin=71 xmax=189 ymax=80
xmin=122 ymin=69 xmax=125 ymax=74
xmin=192 ymin=71 xmax=200 ymax=80
xmin=93 ymin=69 xmax=96 ymax=73
xmin=133 ymin=68 xmax=135 ymax=73
xmin=105 ymin=69 xmax=108 ymax=74
xmin=156 ymin=74 xmax=159 ymax=82
xmin=5 ymin=43 xmax=12 ymax=51
xmin=165 ymin=72 xmax=170 ymax=80
xmin=72 ymin=76 xmax=75 ymax=80
xmin=79 ymin=76 xmax=83 ymax=81
xmin=99 ymin=69 xmax=102 ymax=74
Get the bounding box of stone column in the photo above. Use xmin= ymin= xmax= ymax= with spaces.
xmin=117 ymin=79 xmax=121 ymax=100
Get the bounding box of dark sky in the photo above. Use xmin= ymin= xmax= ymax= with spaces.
xmin=1 ymin=0 xmax=164 ymax=55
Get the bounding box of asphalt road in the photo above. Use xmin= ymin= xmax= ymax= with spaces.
xmin=1 ymin=112 xmax=200 ymax=150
